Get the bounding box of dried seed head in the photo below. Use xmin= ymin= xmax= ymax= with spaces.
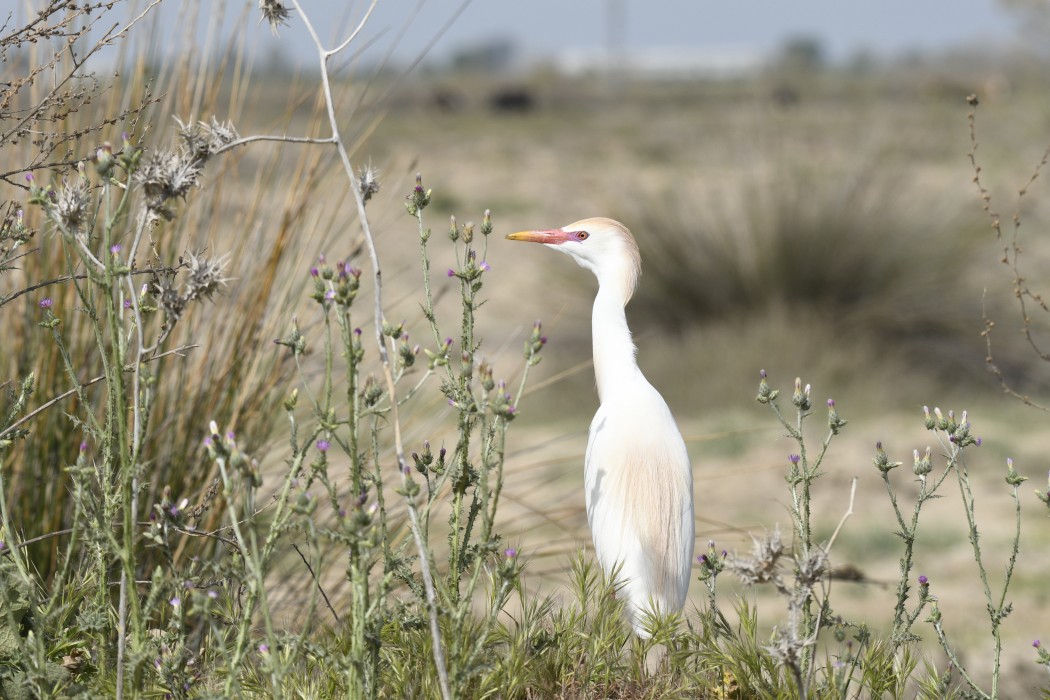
xmin=175 ymin=116 xmax=239 ymax=162
xmin=795 ymin=547 xmax=828 ymax=587
xmin=258 ymin=0 xmax=292 ymax=34
xmin=50 ymin=176 xmax=91 ymax=231
xmin=358 ymin=163 xmax=380 ymax=203
xmin=135 ymin=149 xmax=202 ymax=217
xmin=725 ymin=527 xmax=787 ymax=591
xmin=183 ymin=250 xmax=231 ymax=303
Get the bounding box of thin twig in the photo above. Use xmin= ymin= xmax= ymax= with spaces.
xmin=1 ymin=264 xmax=179 ymax=308
xmin=292 ymin=543 xmax=340 ymax=623
xmin=824 ymin=477 xmax=857 ymax=552
xmin=211 ymin=134 xmax=336 ymax=157
xmin=290 ymin=2 xmax=452 ymax=697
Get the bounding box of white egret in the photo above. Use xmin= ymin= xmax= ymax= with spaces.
xmin=507 ymin=217 xmax=694 ymax=636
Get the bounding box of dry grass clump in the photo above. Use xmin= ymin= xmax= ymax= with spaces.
xmin=622 ymin=165 xmax=991 ymax=381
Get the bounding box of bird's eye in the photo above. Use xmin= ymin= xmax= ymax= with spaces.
xmin=575 ymin=231 xmax=589 ymax=241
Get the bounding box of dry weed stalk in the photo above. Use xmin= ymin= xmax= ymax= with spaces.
xmin=967 ymin=93 xmax=1050 ymax=412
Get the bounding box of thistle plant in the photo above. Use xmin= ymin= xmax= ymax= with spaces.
xmin=740 ymin=372 xmax=850 ymax=695
xmin=0 ymin=104 xmax=238 ymax=699
xmin=876 ymin=406 xmax=1026 ymax=699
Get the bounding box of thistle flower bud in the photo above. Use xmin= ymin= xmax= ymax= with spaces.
xmin=405 ymin=174 xmax=431 ymax=215
xmin=923 ymin=405 xmax=935 ymax=430
xmin=448 ymin=215 xmax=459 ymax=242
xmin=791 ymin=377 xmax=812 ymax=410
xmin=382 ymin=320 xmax=405 ymax=339
xmin=933 ymin=407 xmax=947 ymax=431
xmin=1035 ymin=472 xmax=1050 ymax=512
xmin=283 ymin=388 xmax=299 ymax=411
xmin=827 ymin=398 xmax=847 ymax=434
xmin=481 ymin=209 xmax=493 ymax=236
xmin=913 ymin=447 xmax=932 ymax=476
xmin=95 ymin=142 xmax=115 ymax=176
xmin=525 ymin=320 xmax=547 ymax=363
xmin=873 ymin=441 xmax=901 ymax=474
xmin=756 ymin=369 xmax=778 ymax=403
xmin=479 ymin=361 xmax=495 ymax=391
xmin=1005 ymin=457 xmax=1027 ymax=487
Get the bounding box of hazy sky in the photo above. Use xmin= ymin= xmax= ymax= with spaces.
xmin=234 ymin=0 xmax=1021 ymax=67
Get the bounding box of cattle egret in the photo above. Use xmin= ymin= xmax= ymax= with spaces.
xmin=507 ymin=217 xmax=694 ymax=636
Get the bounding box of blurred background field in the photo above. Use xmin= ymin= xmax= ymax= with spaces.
xmin=4 ymin=0 xmax=1050 ymax=694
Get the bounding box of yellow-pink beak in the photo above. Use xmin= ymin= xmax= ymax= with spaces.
xmin=506 ymin=229 xmax=573 ymax=245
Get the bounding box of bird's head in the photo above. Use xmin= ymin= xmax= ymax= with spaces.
xmin=506 ymin=217 xmax=641 ymax=300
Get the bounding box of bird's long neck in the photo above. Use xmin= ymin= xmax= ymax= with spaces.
xmin=591 ymin=275 xmax=640 ymax=402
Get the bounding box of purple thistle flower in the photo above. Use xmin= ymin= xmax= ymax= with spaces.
xmin=317 ymin=440 xmax=330 ymax=452
xmin=324 ymin=289 xmax=336 ymax=301
xmin=310 ymin=266 xmax=319 ymax=277
xmin=447 ymin=268 xmax=456 ymax=277
xmin=110 ymin=244 xmax=121 ymax=254
xmin=788 ymin=454 xmax=801 ymax=465
xmin=827 ymin=398 xmax=835 ymax=407
xmin=259 ymin=643 xmax=269 ymax=653
xmin=123 ymin=299 xmax=132 ymax=308
xmin=918 ymin=575 xmax=929 ymax=585
xmin=170 ymin=597 xmax=180 ymax=607
xmin=79 ymin=441 xmax=87 ymax=452
xmin=480 ymin=261 xmax=491 ymax=272
xmin=504 ymin=547 xmax=517 ymax=558
xmin=1034 ymin=639 xmax=1042 ymax=649
xmin=207 ymin=590 xmax=218 ymax=599
xmin=39 ymin=297 xmax=53 ymax=309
